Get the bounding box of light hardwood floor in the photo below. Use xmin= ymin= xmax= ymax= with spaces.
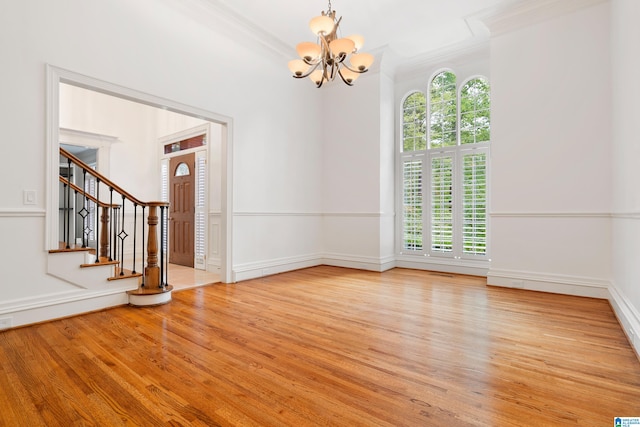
xmin=167 ymin=263 xmax=220 ymax=291
xmin=0 ymin=266 xmax=638 ymax=426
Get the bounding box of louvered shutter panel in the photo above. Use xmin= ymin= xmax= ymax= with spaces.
xmin=194 ymin=153 xmax=207 ymax=270
xmin=160 ymin=160 xmax=169 ymax=256
xmin=430 ymin=155 xmax=454 ymax=254
xmin=462 ymin=151 xmax=487 ymax=255
xmin=402 ymin=158 xmax=423 ymax=251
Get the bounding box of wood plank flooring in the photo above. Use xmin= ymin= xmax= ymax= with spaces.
xmin=1 ymin=266 xmax=639 ymax=426
xmin=167 ymin=263 xmax=220 ymax=292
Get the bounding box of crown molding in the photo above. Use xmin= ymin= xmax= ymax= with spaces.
xmin=170 ymin=0 xmax=294 ymax=60
xmin=473 ymin=0 xmax=609 ymax=37
xmin=59 ymin=128 xmax=119 ymax=145
xmin=392 ymin=39 xmax=490 ymax=82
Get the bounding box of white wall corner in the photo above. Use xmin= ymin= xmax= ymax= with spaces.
xmin=232 ymin=254 xmax=324 ymax=283
xmin=322 ymin=253 xmax=396 ymax=273
xmin=609 ymin=283 xmax=640 ymax=360
xmin=232 ymin=253 xmax=397 ymax=282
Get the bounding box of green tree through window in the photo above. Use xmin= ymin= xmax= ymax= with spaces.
xmin=461 ymin=78 xmax=491 ymax=144
xmin=402 ymin=92 xmax=426 ymax=152
xmin=430 ymin=71 xmax=457 ymax=148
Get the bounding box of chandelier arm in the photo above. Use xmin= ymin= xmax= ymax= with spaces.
xmin=341 ymin=63 xmax=369 ymax=74
xmin=327 ymin=60 xmax=335 ymax=81
xmin=292 ymin=62 xmax=321 ymax=79
xmin=318 ymin=34 xmax=331 ymax=55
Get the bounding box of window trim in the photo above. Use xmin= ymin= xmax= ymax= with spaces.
xmin=398 ymin=69 xmax=491 ymax=266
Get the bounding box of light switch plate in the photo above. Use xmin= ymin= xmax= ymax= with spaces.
xmin=23 ymin=190 xmax=36 ymax=205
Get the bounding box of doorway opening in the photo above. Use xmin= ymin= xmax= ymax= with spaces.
xmin=46 ymin=65 xmax=233 ymax=283
xmin=159 ymin=123 xmax=220 ymax=274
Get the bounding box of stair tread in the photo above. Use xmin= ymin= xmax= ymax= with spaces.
xmin=49 ymin=243 xmax=96 ymax=254
xmin=127 ymin=284 xmax=173 ymax=295
xmin=81 ymin=257 xmax=120 ymax=268
xmin=108 ymin=267 xmax=143 ymax=281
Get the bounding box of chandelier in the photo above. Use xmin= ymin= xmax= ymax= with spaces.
xmin=287 ymin=1 xmax=374 ymax=88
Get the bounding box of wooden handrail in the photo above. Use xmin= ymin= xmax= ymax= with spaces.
xmin=60 ymin=147 xmax=168 ymax=208
xmin=58 ymin=175 xmax=119 ymax=209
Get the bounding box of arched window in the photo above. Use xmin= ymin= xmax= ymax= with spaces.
xmin=460 ymin=78 xmax=490 ymax=144
xmin=399 ymin=71 xmax=491 ymax=264
xmin=429 ymin=71 xmax=457 ymax=148
xmin=175 ymin=162 xmax=190 ymax=176
xmin=401 ymin=92 xmax=427 ymax=250
xmin=402 ymin=92 xmax=426 ymax=152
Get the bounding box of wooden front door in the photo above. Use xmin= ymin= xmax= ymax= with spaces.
xmin=169 ymin=153 xmax=195 ymax=267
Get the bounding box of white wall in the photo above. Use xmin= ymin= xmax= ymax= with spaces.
xmin=320 ymin=67 xmax=396 ymax=271
xmin=610 ymin=0 xmax=640 ymax=354
xmin=487 ymin=3 xmax=612 ymax=297
xmin=0 ymin=0 xmax=323 ymax=325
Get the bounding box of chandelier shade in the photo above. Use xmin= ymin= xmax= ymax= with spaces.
xmin=288 ymin=0 xmax=373 ymax=88
xmin=346 ymin=34 xmax=364 ymax=51
xmin=329 ymin=38 xmax=355 ymax=57
xmin=296 ymin=42 xmax=322 ymax=62
xmin=287 ymin=59 xmax=308 ymax=77
xmin=350 ymin=53 xmax=374 ymax=71
xmin=309 ymin=15 xmax=335 ymax=36
xmin=339 ymin=68 xmax=360 ymax=84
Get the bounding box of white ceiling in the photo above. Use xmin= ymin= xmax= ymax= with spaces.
xmin=212 ymin=0 xmax=520 ymax=59
xmin=198 ymin=0 xmax=606 ymax=66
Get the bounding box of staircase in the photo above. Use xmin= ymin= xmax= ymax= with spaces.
xmin=51 ymin=147 xmax=172 ymax=306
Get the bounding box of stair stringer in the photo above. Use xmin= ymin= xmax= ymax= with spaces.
xmin=47 ymin=251 xmax=139 ymax=292
xmin=0 ymin=251 xmax=141 ymax=330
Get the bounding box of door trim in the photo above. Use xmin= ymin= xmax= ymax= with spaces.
xmin=160 ymin=124 xmax=212 ymax=271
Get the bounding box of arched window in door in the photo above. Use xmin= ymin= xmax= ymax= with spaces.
xmin=175 ymin=162 xmax=190 ymax=176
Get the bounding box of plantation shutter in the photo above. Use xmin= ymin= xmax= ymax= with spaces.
xmin=194 ymin=152 xmax=207 ymax=270
xmin=160 ymin=159 xmax=169 ymax=257
xmin=462 ymin=150 xmax=487 ymax=256
xmin=430 ymin=154 xmax=454 ymax=254
xmin=402 ymin=158 xmax=423 ymax=251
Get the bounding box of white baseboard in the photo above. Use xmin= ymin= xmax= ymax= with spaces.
xmin=0 ymin=288 xmax=131 ymax=330
xmin=396 ymin=256 xmax=489 ymax=276
xmin=487 ymin=268 xmax=610 ymax=299
xmin=322 ymin=253 xmax=396 ymax=272
xmin=608 ymin=284 xmax=640 ymax=359
xmin=232 ymin=253 xmax=397 ymax=282
xmin=233 ymin=255 xmax=323 ymax=282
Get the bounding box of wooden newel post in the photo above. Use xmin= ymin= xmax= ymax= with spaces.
xmin=145 ymin=205 xmax=160 ymax=288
